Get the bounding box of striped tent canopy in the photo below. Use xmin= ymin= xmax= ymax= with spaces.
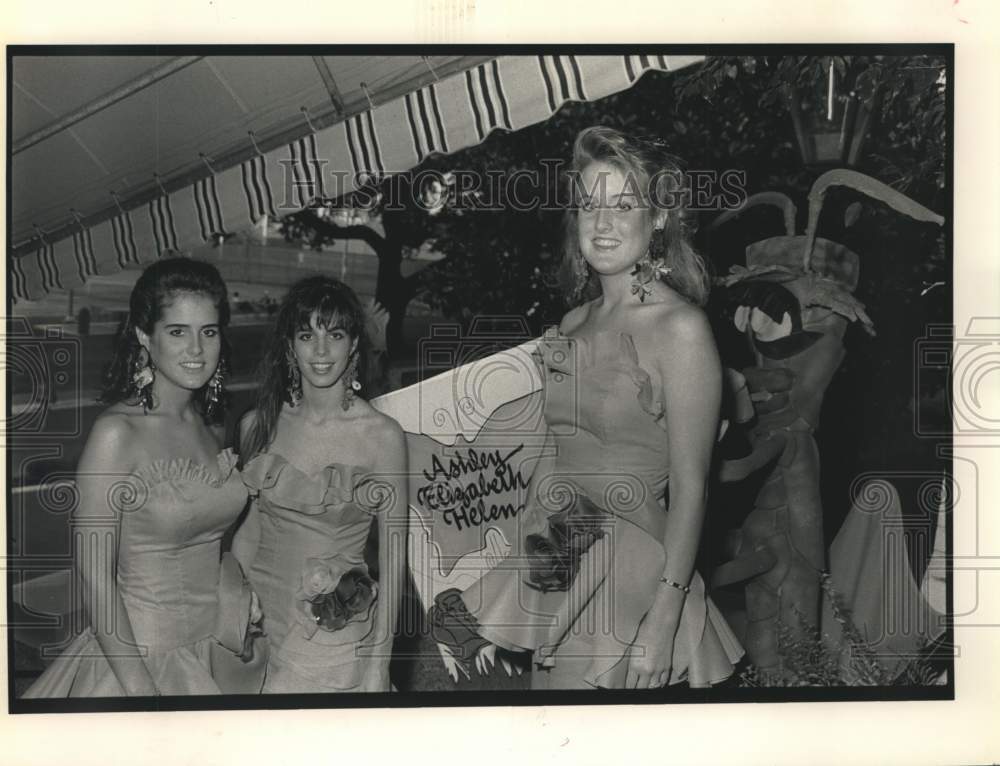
xmin=10 ymin=53 xmax=704 ymax=302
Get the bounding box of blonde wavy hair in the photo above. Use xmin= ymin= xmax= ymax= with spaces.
xmin=558 ymin=125 xmax=710 ymax=307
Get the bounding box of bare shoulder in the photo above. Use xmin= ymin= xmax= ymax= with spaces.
xmin=75 ymin=409 xmax=146 ymax=521
xmin=89 ymin=407 xmax=138 ymax=446
xmin=358 ymin=407 xmax=407 ymax=472
xmin=558 ymin=301 xmax=593 ymax=335
xmin=630 ymin=300 xmax=719 ymax=388
xmin=365 ymin=407 xmax=407 ymax=448
xmin=663 ymin=302 xmax=713 ymax=343
xmin=637 ymin=300 xmax=713 ymax=350
xmin=79 ymin=409 xmax=139 ymax=472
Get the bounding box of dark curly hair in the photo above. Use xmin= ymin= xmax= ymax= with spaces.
xmin=100 ymin=257 xmax=231 ymax=424
xmin=240 ymin=275 xmax=367 ymax=462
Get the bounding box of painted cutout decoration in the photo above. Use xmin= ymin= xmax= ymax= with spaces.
xmin=710 ymin=169 xmax=946 ymax=678
xmin=373 ymin=337 xmax=549 ymax=682
xmin=405 ymin=393 xmax=549 ymax=606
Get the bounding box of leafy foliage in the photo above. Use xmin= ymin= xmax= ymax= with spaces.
xmin=738 ymin=574 xmax=945 ymax=687
xmin=278 ymin=54 xmax=946 ymax=358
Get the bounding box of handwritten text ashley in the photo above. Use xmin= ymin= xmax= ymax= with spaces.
xmin=417 ymin=445 xmax=530 ymax=531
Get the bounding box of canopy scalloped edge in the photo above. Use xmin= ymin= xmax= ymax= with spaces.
xmin=10 ymin=54 xmax=705 ymax=303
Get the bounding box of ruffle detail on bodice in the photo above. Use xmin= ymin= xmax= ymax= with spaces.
xmin=132 ymin=448 xmax=239 ymax=490
xmin=536 ymin=330 xmax=665 ymax=423
xmin=242 ymin=453 xmax=383 ymax=515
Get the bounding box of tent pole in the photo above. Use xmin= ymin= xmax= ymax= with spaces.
xmin=12 ymin=54 xmax=495 ymax=257
xmin=311 ymin=56 xmax=345 ymax=115
xmin=13 ymin=56 xmax=203 ymax=156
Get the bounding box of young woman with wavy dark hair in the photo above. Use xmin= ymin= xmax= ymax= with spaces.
xmin=24 ymin=257 xmax=257 ymax=697
xmin=233 ymin=275 xmax=407 ymax=693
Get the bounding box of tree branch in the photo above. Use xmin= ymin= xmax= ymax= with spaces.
xmin=283 ymin=209 xmax=388 ymax=255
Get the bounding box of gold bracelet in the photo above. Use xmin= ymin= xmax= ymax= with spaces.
xmin=658 ymin=577 xmax=690 ymax=594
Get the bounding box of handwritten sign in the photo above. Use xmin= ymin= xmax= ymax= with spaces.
xmin=371 ymin=343 xmax=548 ymax=683
xmin=403 ymin=392 xmax=549 ymax=610
xmin=417 ymin=445 xmax=530 ymax=533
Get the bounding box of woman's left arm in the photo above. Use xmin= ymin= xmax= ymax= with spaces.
xmin=627 ymin=307 xmax=722 ymax=689
xmin=362 ymin=419 xmax=409 ymax=692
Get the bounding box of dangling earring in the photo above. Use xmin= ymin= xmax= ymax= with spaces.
xmin=341 ymin=353 xmax=361 ymax=411
xmin=571 ymin=251 xmax=591 ymax=302
xmin=132 ymin=347 xmax=155 ymax=409
xmin=286 ymin=350 xmax=302 ymax=406
xmin=206 ymin=361 xmax=226 ymax=413
xmin=630 ymin=229 xmax=672 ymax=303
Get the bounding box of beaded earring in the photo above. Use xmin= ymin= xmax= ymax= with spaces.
xmin=341 ymin=353 xmax=361 ymax=411
xmin=132 ymin=347 xmax=155 ymax=409
xmin=206 ymin=361 xmax=226 ymax=413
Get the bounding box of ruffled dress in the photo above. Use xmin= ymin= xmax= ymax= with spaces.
xmin=454 ymin=331 xmax=744 ymax=689
xmin=242 ymin=454 xmax=384 ymax=692
xmin=23 ymin=449 xmax=250 ymax=697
